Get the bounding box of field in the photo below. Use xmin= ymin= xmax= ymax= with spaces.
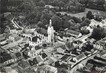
xmin=58 ymin=8 xmax=106 ymax=18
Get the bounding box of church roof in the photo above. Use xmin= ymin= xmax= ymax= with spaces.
xmin=38 ymin=28 xmax=47 ymax=36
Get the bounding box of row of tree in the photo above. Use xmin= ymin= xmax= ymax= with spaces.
xmin=79 ymin=0 xmax=106 ymax=11
xmin=48 ymin=0 xmax=85 ymax=12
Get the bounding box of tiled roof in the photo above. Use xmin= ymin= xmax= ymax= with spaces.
xmin=53 ymin=42 xmax=64 ymax=49
xmin=0 ymin=34 xmax=4 ymax=37
xmin=37 ymin=65 xmax=57 ymax=73
xmin=66 ymin=29 xmax=80 ymax=35
xmin=0 ymin=34 xmax=6 ymax=42
xmin=18 ymin=60 xmax=29 ymax=69
xmin=35 ymin=55 xmax=43 ymax=63
xmin=45 ymin=57 xmax=57 ymax=65
xmin=56 ymin=47 xmax=65 ymax=54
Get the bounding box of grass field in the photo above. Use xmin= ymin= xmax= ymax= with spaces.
xmin=58 ymin=8 xmax=106 ymax=18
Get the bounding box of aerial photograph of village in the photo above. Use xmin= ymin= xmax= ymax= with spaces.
xmin=0 ymin=0 xmax=106 ymax=73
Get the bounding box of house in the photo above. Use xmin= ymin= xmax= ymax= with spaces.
xmin=45 ymin=57 xmax=57 ymax=65
xmin=66 ymin=29 xmax=80 ymax=37
xmin=10 ymin=29 xmax=18 ymax=34
xmin=18 ymin=60 xmax=29 ymax=69
xmin=0 ymin=40 xmax=8 ymax=46
xmin=0 ymin=37 xmax=6 ymax=43
xmin=56 ymin=47 xmax=65 ymax=54
xmin=36 ymin=65 xmax=57 ymax=73
xmin=35 ymin=55 xmax=43 ymax=63
xmin=100 ymin=19 xmax=106 ymax=28
xmin=3 ymin=67 xmax=18 ymax=73
xmin=0 ymin=34 xmax=8 ymax=47
xmin=0 ymin=34 xmax=6 ymax=42
xmin=89 ymin=19 xmax=100 ymax=27
xmin=43 ymin=47 xmax=54 ymax=56
xmin=53 ymin=42 xmax=64 ymax=47
xmin=2 ymin=41 xmax=19 ymax=50
xmin=76 ymin=53 xmax=87 ymax=62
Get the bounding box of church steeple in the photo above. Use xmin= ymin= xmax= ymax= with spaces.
xmin=47 ymin=19 xmax=55 ymax=45
xmin=50 ymin=19 xmax=52 ymax=26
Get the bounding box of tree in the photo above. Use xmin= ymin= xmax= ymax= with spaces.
xmin=94 ymin=15 xmax=102 ymax=22
xmin=19 ymin=2 xmax=34 ymax=14
xmin=75 ymin=2 xmax=85 ymax=12
xmin=0 ymin=16 xmax=8 ymax=34
xmin=33 ymin=0 xmax=40 ymax=4
xmin=25 ymin=7 xmax=42 ymax=24
xmin=51 ymin=15 xmax=63 ymax=31
xmin=40 ymin=9 xmax=51 ymax=21
xmin=80 ymin=26 xmax=90 ymax=35
xmin=102 ymin=29 xmax=106 ymax=38
xmin=38 ymin=0 xmax=45 ymax=7
xmin=37 ymin=21 xmax=46 ymax=28
xmin=68 ymin=19 xmax=75 ymax=26
xmin=61 ymin=15 xmax=73 ymax=29
xmin=80 ymin=18 xmax=90 ymax=27
xmin=74 ymin=23 xmax=81 ymax=31
xmin=43 ymin=0 xmax=50 ymax=4
xmin=91 ymin=25 xmax=105 ymax=40
xmin=52 ymin=0 xmax=59 ymax=6
xmin=61 ymin=0 xmax=69 ymax=4
xmin=79 ymin=0 xmax=89 ymax=7
xmin=41 ymin=19 xmax=48 ymax=26
xmin=72 ymin=17 xmax=82 ymax=23
xmin=104 ymin=3 xmax=106 ymax=11
xmin=1 ymin=0 xmax=8 ymax=13
xmin=62 ymin=14 xmax=71 ymax=21
xmin=86 ymin=11 xmax=94 ymax=19
xmin=58 ymin=1 xmax=65 ymax=10
xmin=65 ymin=1 xmax=75 ymax=7
xmin=97 ymin=0 xmax=105 ymax=6
xmin=63 ymin=20 xmax=70 ymax=28
xmin=25 ymin=12 xmax=38 ymax=24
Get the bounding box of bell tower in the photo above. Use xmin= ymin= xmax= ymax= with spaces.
xmin=47 ymin=19 xmax=55 ymax=45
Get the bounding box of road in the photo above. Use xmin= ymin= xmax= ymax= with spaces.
xmin=69 ymin=51 xmax=99 ymax=73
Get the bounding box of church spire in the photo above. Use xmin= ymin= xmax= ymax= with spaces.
xmin=47 ymin=19 xmax=55 ymax=45
xmin=50 ymin=19 xmax=52 ymax=26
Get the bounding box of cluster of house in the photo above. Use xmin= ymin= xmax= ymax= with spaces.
xmin=0 ymin=18 xmax=106 ymax=73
